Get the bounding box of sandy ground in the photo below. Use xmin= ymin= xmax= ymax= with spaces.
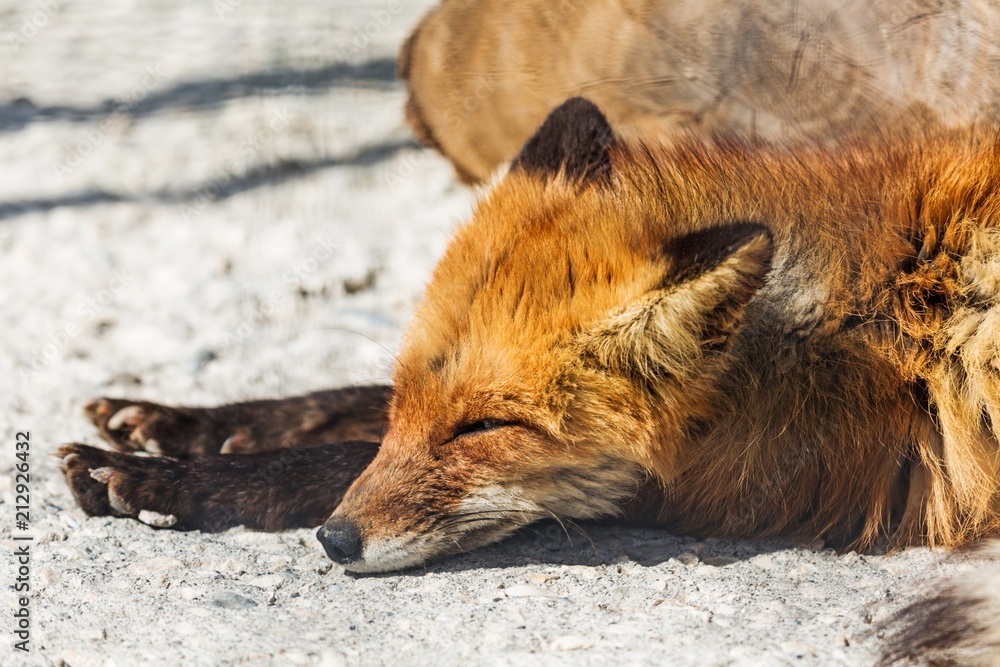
xmin=0 ymin=1 xmax=994 ymax=665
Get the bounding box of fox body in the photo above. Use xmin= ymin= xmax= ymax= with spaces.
xmin=314 ymin=100 xmax=1000 ymax=574
xmin=401 ymin=0 xmax=1000 ymax=183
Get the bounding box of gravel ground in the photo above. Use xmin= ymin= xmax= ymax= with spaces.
xmin=0 ymin=2 xmax=993 ymax=665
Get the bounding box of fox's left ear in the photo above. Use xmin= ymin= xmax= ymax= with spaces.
xmin=582 ymin=222 xmax=774 ymax=385
xmin=511 ymin=97 xmax=616 ymax=185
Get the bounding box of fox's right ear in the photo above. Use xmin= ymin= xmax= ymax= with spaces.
xmin=511 ymin=97 xmax=616 ymax=185
xmin=581 ymin=222 xmax=774 ymax=386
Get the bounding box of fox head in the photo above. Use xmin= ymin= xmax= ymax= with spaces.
xmin=318 ymin=98 xmax=774 ymax=572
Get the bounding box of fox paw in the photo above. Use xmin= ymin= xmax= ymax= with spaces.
xmin=84 ymin=398 xmax=177 ymax=454
xmin=58 ymin=443 xmax=182 ymax=527
xmin=84 ymin=398 xmax=246 ymax=458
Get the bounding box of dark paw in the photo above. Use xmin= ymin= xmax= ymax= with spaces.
xmin=83 ymin=385 xmax=392 ymax=459
xmin=84 ymin=398 xmax=230 ymax=458
xmin=84 ymin=398 xmax=174 ymax=454
xmin=58 ymin=443 xmax=185 ymax=527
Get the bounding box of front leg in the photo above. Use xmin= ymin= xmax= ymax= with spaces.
xmin=59 ymin=441 xmax=378 ymax=531
xmin=85 ymin=385 xmax=391 ymax=459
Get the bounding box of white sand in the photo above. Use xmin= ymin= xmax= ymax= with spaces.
xmin=0 ymin=1 xmax=993 ymax=665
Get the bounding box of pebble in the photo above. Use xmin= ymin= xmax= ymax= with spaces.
xmin=713 ymin=603 xmax=736 ymax=616
xmin=504 ymin=584 xmax=559 ymax=598
xmin=54 ymin=546 xmax=82 ymax=561
xmin=178 ymin=586 xmax=207 ymax=600
xmin=550 ymin=635 xmax=593 ymax=651
xmin=210 ymin=592 xmax=258 ymax=609
xmin=780 ymin=640 xmax=816 ymax=656
xmin=248 ymin=574 xmax=285 ymax=589
xmin=420 ymin=578 xmax=448 ymax=594
xmin=34 ymin=566 xmax=61 ymax=590
xmin=798 ymin=585 xmax=827 ymax=599
xmin=672 ymin=552 xmax=701 ymax=567
xmin=203 ymin=558 xmax=248 ymax=575
xmin=318 ymin=651 xmax=348 ymax=667
xmin=230 ymin=531 xmax=283 ymax=545
xmin=127 ymin=557 xmax=184 ymax=575
xmin=57 ymin=649 xmax=104 ymax=667
xmin=787 ymin=563 xmax=818 ymax=579
xmin=282 ymin=649 xmax=310 ymax=664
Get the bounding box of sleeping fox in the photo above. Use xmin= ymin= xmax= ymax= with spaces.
xmin=400 ymin=0 xmax=1000 ymax=184
xmin=60 ymin=99 xmax=1000 ymax=663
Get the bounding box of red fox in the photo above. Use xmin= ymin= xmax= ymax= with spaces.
xmin=61 ymin=99 xmax=1000 ymax=663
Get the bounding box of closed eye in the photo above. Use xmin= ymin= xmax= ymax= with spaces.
xmin=452 ymin=419 xmax=513 ymax=439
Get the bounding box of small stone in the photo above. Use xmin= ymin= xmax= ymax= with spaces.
xmin=283 ymin=649 xmax=310 ymax=665
xmin=780 ymin=640 xmax=815 ymax=657
xmin=702 ymin=556 xmax=739 ymax=567
xmin=57 ymin=650 xmax=104 ymax=667
xmin=128 ymin=557 xmax=183 ymax=575
xmin=797 ymin=585 xmax=827 ymax=599
xmin=550 ymin=635 xmax=593 ymax=651
xmin=178 ymin=587 xmax=205 ymax=600
xmin=175 ymin=621 xmax=198 ymax=636
xmin=504 ymin=584 xmax=558 ymax=598
xmin=864 ymin=602 xmax=892 ymax=624
xmin=318 ymin=650 xmax=347 ymax=667
xmin=787 ymin=563 xmax=818 ymax=579
xmin=192 ymin=349 xmax=217 ymax=372
xmin=34 ymin=566 xmax=61 ymax=590
xmin=210 ymin=592 xmax=258 ymax=609
xmin=672 ymin=552 xmax=700 ymax=567
xmin=714 ymin=603 xmax=736 ymax=616
xmin=248 ymin=574 xmax=285 ymax=589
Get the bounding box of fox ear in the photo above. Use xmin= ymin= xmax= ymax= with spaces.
xmin=583 ymin=222 xmax=774 ymax=384
xmin=511 ymin=97 xmax=616 ymax=184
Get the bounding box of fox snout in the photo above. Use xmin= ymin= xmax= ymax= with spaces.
xmin=314 ymin=431 xmax=558 ymax=573
xmin=316 ymin=434 xmax=647 ymax=573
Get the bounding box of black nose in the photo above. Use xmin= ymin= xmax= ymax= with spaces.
xmin=316 ymin=519 xmax=363 ymax=564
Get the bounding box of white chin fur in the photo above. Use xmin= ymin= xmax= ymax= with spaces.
xmin=340 ymin=536 xmax=432 ymax=573
xmin=342 ymin=487 xmax=540 ymax=573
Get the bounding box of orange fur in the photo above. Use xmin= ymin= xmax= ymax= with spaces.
xmin=325 ymin=102 xmax=1000 ymax=574
xmin=402 ymin=0 xmax=1000 ymax=183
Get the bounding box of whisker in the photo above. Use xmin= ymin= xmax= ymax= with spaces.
xmin=305 ymin=326 xmax=402 ymax=365
xmin=436 ymin=508 xmax=552 ymax=532
xmin=540 ymin=507 xmax=574 ymax=547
